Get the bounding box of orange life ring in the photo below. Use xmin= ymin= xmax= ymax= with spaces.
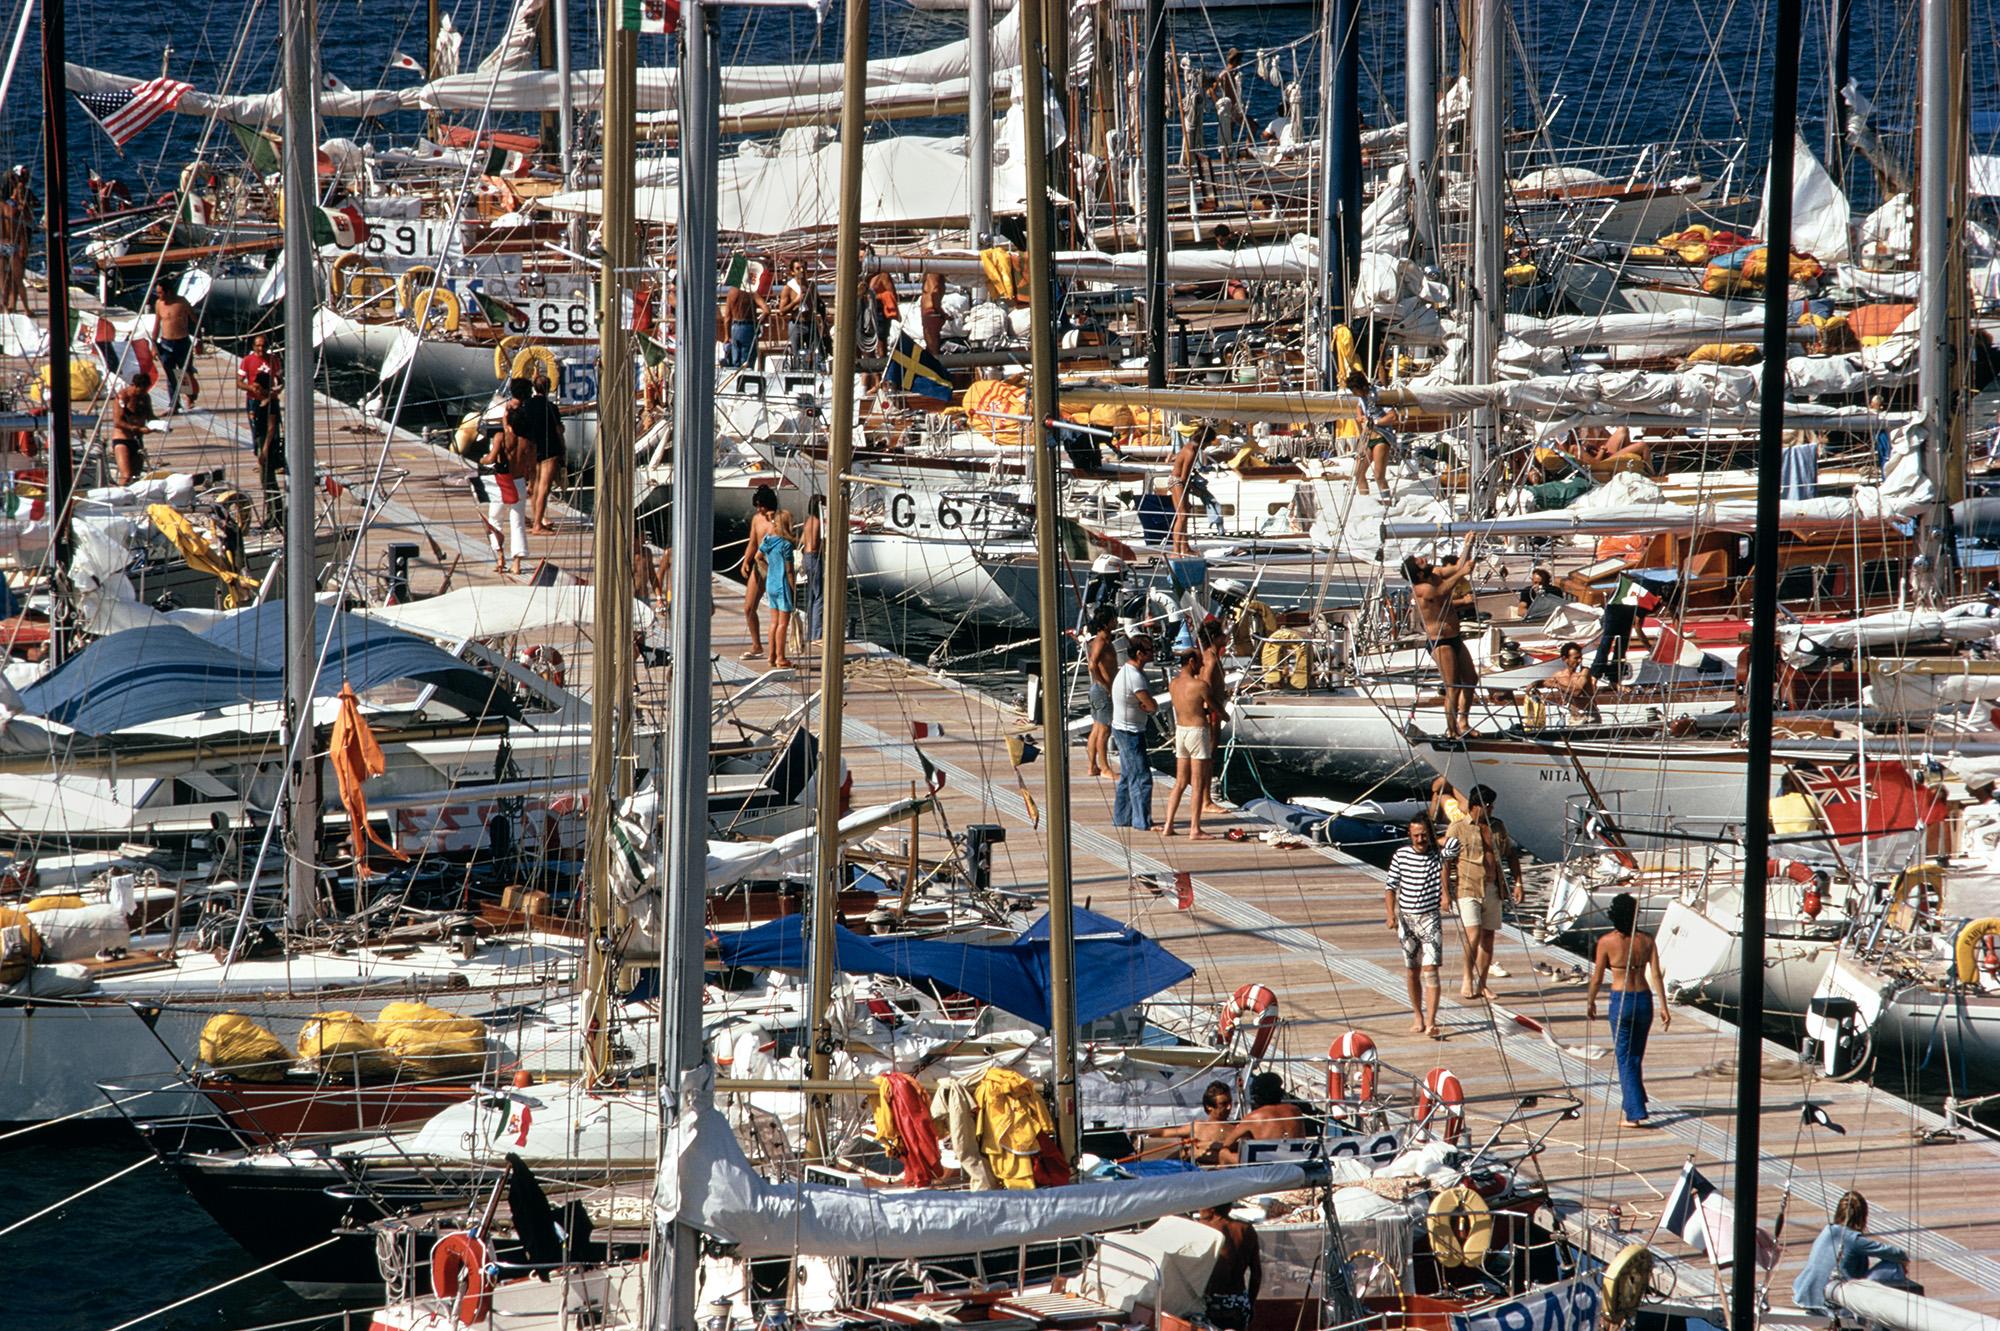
xmin=1765 ymin=858 xmax=1818 ymax=885
xmin=1417 ymin=1067 xmax=1466 ymax=1142
xmin=430 ymin=1230 xmax=495 ymax=1324
xmin=520 ymin=645 xmax=565 ymax=688
xmin=1327 ymin=1029 xmax=1379 ymax=1107
xmin=1218 ymin=983 xmax=1280 ymax=1059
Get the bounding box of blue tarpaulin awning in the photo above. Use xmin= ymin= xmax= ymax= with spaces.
xmin=21 ymin=602 xmax=514 ymax=734
xmin=712 ymin=906 xmax=1194 ymax=1028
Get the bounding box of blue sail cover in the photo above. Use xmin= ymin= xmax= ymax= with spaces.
xmin=713 ymin=907 xmax=1194 ymax=1027
xmin=22 ymin=602 xmax=513 ymax=734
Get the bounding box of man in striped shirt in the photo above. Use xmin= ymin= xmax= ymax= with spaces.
xmin=1384 ymin=818 xmax=1445 ymax=1036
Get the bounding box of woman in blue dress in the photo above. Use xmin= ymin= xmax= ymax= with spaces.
xmin=760 ymin=512 xmax=797 ymax=669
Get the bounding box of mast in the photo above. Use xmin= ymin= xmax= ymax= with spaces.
xmin=1730 ymin=0 xmax=1801 ymax=1314
xmin=804 ymin=0 xmax=870 ymax=1160
xmin=1407 ymin=0 xmax=1439 ymax=261
xmin=38 ymin=0 xmax=71 ymax=664
xmin=281 ymin=0 xmax=323 ymax=925
xmin=1916 ymin=0 xmax=1966 ymax=596
xmin=1824 ymin=0 xmax=1851 ymax=187
xmin=967 ymin=0 xmax=993 ymax=243
xmin=1318 ymin=0 xmax=1363 ymax=378
xmin=1141 ymin=0 xmax=1167 ymax=387
xmin=538 ymin=3 xmax=559 ymax=164
xmin=653 ymin=0 xmax=717 ymax=1323
xmin=1019 ymin=0 xmax=1081 ymax=1170
xmin=1465 ymin=0 xmax=1503 ymax=493
xmin=553 ymin=0 xmax=576 ymax=188
xmin=586 ymin=0 xmax=640 ymax=1084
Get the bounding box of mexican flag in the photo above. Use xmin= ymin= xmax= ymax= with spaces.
xmin=310 ymin=203 xmax=370 ymax=249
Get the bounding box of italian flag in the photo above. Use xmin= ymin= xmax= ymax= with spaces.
xmin=310 ymin=203 xmax=370 ymax=249
xmin=617 ymin=0 xmax=679 ymax=32
xmin=1609 ymin=574 xmax=1661 ymax=611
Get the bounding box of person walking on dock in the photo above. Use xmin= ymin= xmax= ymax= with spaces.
xmin=1110 ymin=636 xmax=1159 ymax=830
xmin=1086 ymin=607 xmax=1118 ymax=779
xmin=247 ymin=366 xmax=283 ymax=528
xmin=111 ymin=369 xmax=155 ymax=486
xmin=738 ymin=486 xmax=778 ymax=661
xmin=761 ymin=509 xmax=798 ymax=670
xmin=509 ymin=377 xmax=563 ymax=535
xmin=481 ymin=412 xmax=532 ymax=575
xmin=1386 ymin=817 xmax=1446 ymax=1036
xmin=1161 ymin=651 xmax=1215 ymax=839
xmin=799 ymin=494 xmax=824 ymax=645
xmin=1442 ymin=785 xmax=1520 ymax=1001
xmin=1585 ymin=891 xmax=1670 ymax=1128
xmin=150 ymin=280 xmax=195 ymax=414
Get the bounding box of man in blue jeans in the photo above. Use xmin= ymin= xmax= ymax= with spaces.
xmin=1112 ymin=636 xmax=1159 ymax=829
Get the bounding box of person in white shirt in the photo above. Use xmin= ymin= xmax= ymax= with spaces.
xmin=1111 ymin=637 xmax=1159 ymax=830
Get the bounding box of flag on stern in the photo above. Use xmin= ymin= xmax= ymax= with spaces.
xmin=1795 ymin=758 xmax=1945 ymax=844
xmin=1660 ymin=1164 xmax=1777 ymax=1268
xmin=884 ymin=331 xmax=954 ymax=403
xmin=1608 ymin=574 xmax=1662 ymax=612
xmin=76 ymin=77 xmax=193 ymax=148
xmin=617 ymin=0 xmax=681 ymax=32
xmin=309 ymin=203 xmax=371 ymax=250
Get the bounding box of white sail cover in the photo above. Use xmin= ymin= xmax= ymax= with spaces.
xmin=1780 ymin=603 xmax=2000 ymax=662
xmin=1759 ymin=133 xmax=1851 ymax=263
xmin=361 ymin=584 xmax=662 ymax=645
xmin=1827 ymin=1279 xmax=2000 ymax=1331
xmin=661 ymin=1068 xmax=1310 ymax=1258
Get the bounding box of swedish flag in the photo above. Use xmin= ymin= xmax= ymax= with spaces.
xmin=884 ymin=331 xmax=955 ymax=403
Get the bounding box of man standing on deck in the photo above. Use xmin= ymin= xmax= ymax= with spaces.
xmin=1169 ymin=422 xmax=1208 ymax=555
xmin=1110 ymin=636 xmax=1159 ymax=830
xmin=721 ymin=280 xmax=763 ymax=368
xmin=237 ymin=334 xmax=279 ymax=407
xmin=1160 ymin=650 xmax=1215 ymax=839
xmin=1406 ymin=534 xmax=1480 ymax=737
xmin=1197 ymin=617 xmax=1228 ymax=802
xmin=1441 ymin=785 xmax=1520 ymax=1002
xmin=1085 ymin=607 xmax=1118 ymax=779
xmin=511 ymin=376 xmax=564 ymax=534
xmin=151 ymin=280 xmax=196 ymax=414
xmin=1195 ymin=1202 xmax=1262 ymax=1331
xmin=1385 ymin=817 xmax=1446 ymax=1036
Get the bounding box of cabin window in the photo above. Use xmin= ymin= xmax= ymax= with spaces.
xmin=1862 ymin=560 xmax=1900 ymax=599
xmin=1776 ymin=563 xmax=1840 ymax=603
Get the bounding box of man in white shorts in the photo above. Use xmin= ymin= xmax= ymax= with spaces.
xmin=1161 ymin=650 xmax=1216 ymax=838
xmin=1384 ymin=818 xmax=1446 ymax=1036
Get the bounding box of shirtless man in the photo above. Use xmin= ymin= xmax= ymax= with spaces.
xmin=1161 ymin=651 xmax=1215 ymax=839
xmin=1169 ymin=423 xmax=1207 ymax=555
xmin=1137 ymin=1080 xmax=1236 ymax=1164
xmin=1535 ymin=642 xmax=1599 ymax=720
xmin=1405 ymin=534 xmax=1480 ymax=736
xmin=111 ymin=370 xmax=155 ymax=485
xmin=1586 ymin=891 xmax=1670 ymax=1127
xmin=151 ymin=280 xmax=196 ymax=413
xmin=0 ymin=178 xmax=21 ymax=314
xmin=720 ymin=281 xmax=763 ymax=368
xmin=1197 ymin=618 xmax=1227 ymax=800
xmin=1085 ymin=608 xmax=1118 ymax=779
xmin=1195 ymin=1202 xmax=1262 ymax=1331
xmin=737 ymin=486 xmax=777 ymax=659
xmin=1215 ymin=1072 xmax=1308 ymax=1163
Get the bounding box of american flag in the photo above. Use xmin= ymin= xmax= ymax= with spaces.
xmin=75 ymin=77 xmax=192 ymax=147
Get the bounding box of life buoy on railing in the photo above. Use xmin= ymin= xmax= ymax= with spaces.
xmin=1218 ymin=983 xmax=1280 ymax=1059
xmin=493 ymin=334 xmax=530 ymax=380
xmin=510 ymin=344 xmax=560 ymax=388
xmin=1425 ymin=1184 xmax=1493 ymax=1268
xmin=518 ymin=645 xmax=565 ymax=689
xmin=411 ymin=288 xmax=462 ymax=334
xmin=397 ymin=265 xmax=439 ymax=315
xmin=429 ymin=1229 xmax=495 ymax=1324
xmin=1416 ymin=1066 xmax=1466 ymax=1142
xmin=1954 ymin=918 xmax=2000 ymax=985
xmin=1327 ymin=1029 xmax=1379 ymax=1111
xmin=329 ymin=252 xmax=366 ymax=301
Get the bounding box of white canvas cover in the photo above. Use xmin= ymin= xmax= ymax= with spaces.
xmin=1075 ymin=1216 xmax=1222 ymax=1319
xmin=661 ymin=1068 xmax=1309 ymax=1258
xmin=361 ymin=584 xmax=661 ymax=645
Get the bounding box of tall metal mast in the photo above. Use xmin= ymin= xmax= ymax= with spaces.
xmin=1730 ymin=0 xmax=1801 ymax=1316
xmin=1916 ymin=0 xmax=1967 ymax=594
xmin=653 ymin=1 xmax=720 ymax=1326
xmin=1465 ymin=0 xmax=1503 ymax=491
xmin=804 ymin=0 xmax=872 ymax=1160
xmin=1141 ymin=0 xmax=1167 ymax=387
xmin=1406 ymin=0 xmax=1440 ymax=261
xmin=281 ymin=0 xmax=324 ymax=925
xmin=1318 ymin=0 xmax=1363 ymax=374
xmin=554 ymin=0 xmax=577 ymax=189
xmin=967 ymin=0 xmax=993 ymax=243
xmin=1019 ymin=0 xmax=1081 ymax=1169
xmin=39 ymin=0 xmax=72 ymax=664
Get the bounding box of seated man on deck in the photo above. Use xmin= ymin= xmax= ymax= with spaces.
xmin=1135 ymin=1080 xmax=1237 ymax=1165
xmin=1791 ymin=1191 xmax=1917 ymax=1311
xmin=1214 ymin=1072 xmax=1311 ymax=1163
xmin=1534 ymin=642 xmax=1600 ymax=720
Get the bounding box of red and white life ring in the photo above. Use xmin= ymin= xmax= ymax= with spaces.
xmin=1327 ymin=1030 xmax=1379 ymax=1107
xmin=430 ymin=1230 xmax=495 ymax=1324
xmin=1218 ymin=983 xmax=1280 ymax=1059
xmin=864 ymin=991 xmax=902 ymax=1028
xmin=1417 ymin=1067 xmax=1466 ymax=1142
xmin=1765 ymin=859 xmax=1818 ymax=885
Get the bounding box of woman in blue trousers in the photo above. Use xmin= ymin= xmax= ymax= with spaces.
xmin=1585 ymin=892 xmax=1671 ymax=1127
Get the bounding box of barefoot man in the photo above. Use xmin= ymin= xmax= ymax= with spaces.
xmin=1085 ymin=607 xmax=1118 ymax=779
xmin=151 ymin=280 xmax=196 ymax=413
xmin=1385 ymin=816 xmax=1445 ymax=1036
xmin=1442 ymin=785 xmax=1522 ymax=1001
xmin=1406 ymin=534 xmax=1480 ymax=736
xmin=1161 ymin=650 xmax=1215 ymax=839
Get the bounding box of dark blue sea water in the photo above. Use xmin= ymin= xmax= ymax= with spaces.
xmin=0 ymin=0 xmax=1994 ymax=1326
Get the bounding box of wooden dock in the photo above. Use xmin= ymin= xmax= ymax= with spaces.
xmin=705 ymin=599 xmax=2000 ymax=1311
xmin=10 ymin=285 xmax=2000 ymax=1312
